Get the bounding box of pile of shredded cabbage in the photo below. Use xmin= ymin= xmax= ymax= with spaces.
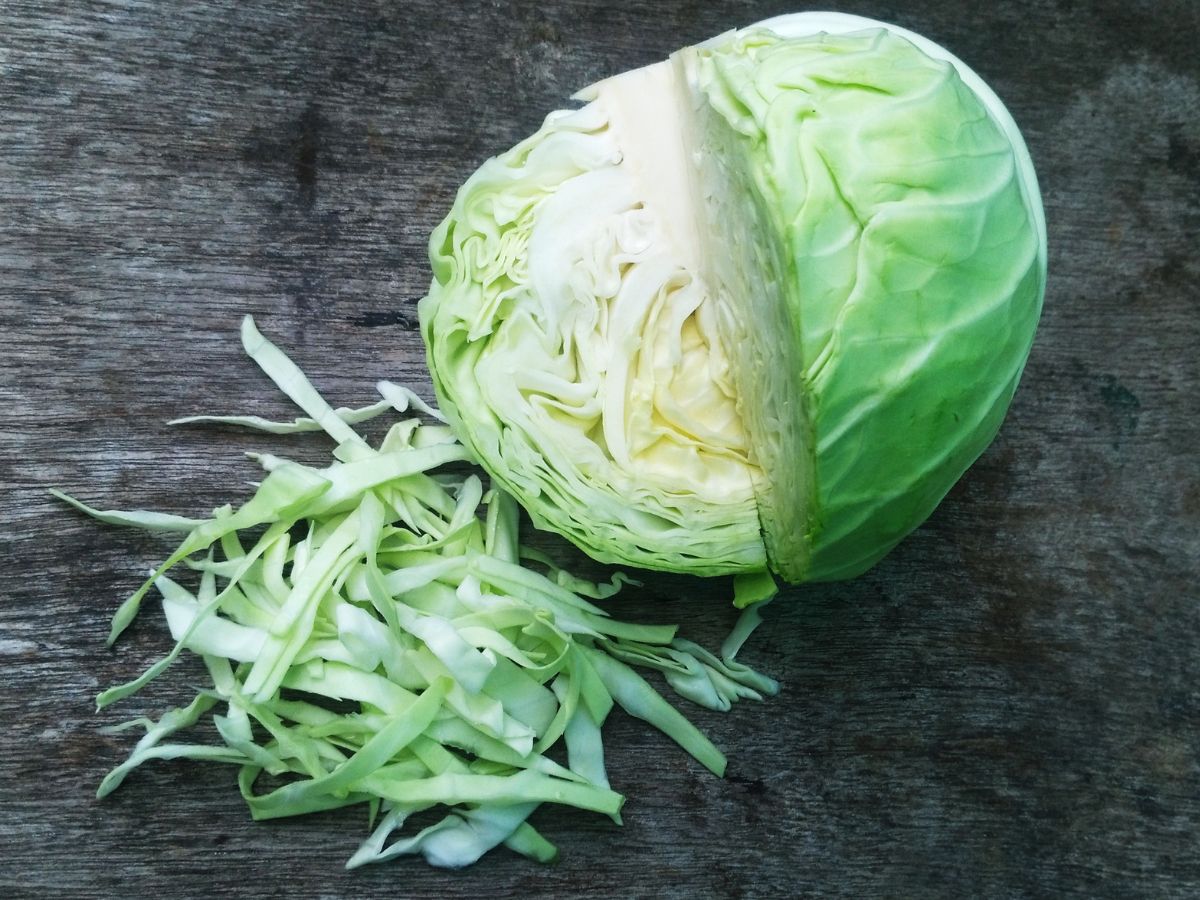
xmin=55 ymin=317 xmax=778 ymax=869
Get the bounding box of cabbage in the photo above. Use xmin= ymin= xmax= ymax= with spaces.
xmin=421 ymin=12 xmax=1047 ymax=584
xmin=59 ymin=317 xmax=778 ymax=869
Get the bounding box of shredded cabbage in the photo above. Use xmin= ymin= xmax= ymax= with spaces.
xmin=58 ymin=316 xmax=778 ymax=869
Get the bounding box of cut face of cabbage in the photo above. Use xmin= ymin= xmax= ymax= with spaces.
xmin=421 ymin=13 xmax=1047 ymax=583
xmin=424 ymin=72 xmax=766 ymax=575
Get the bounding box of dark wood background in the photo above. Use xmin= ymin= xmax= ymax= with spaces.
xmin=2 ymin=1 xmax=1197 ymax=897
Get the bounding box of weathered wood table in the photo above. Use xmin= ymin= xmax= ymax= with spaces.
xmin=2 ymin=1 xmax=1197 ymax=896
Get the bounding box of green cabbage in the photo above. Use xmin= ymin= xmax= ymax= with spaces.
xmin=58 ymin=317 xmax=778 ymax=869
xmin=421 ymin=12 xmax=1046 ymax=584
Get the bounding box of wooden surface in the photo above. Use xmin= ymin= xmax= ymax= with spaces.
xmin=2 ymin=1 xmax=1198 ymax=897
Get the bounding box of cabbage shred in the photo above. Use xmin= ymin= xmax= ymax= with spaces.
xmin=59 ymin=316 xmax=777 ymax=869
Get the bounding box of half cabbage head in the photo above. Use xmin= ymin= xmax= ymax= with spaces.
xmin=419 ymin=12 xmax=1047 ymax=584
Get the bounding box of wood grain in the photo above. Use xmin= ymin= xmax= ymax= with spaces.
xmin=2 ymin=1 xmax=1198 ymax=897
